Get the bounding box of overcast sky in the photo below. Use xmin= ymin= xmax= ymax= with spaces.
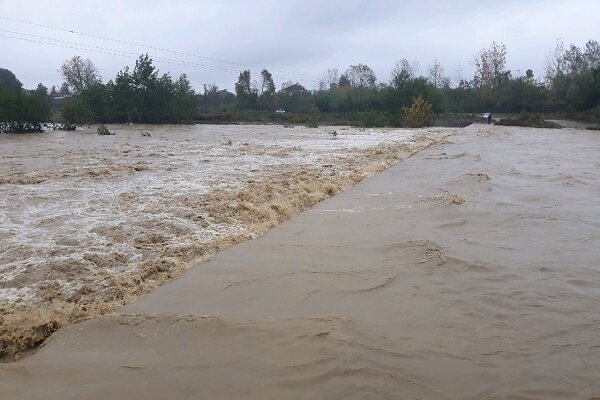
xmin=1 ymin=0 xmax=599 ymax=91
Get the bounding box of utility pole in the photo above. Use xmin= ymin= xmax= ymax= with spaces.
xmin=202 ymin=84 xmax=208 ymax=113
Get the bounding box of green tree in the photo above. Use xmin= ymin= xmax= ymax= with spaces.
xmin=344 ymin=64 xmax=377 ymax=89
xmin=172 ymin=73 xmax=197 ymax=122
xmin=584 ymin=40 xmax=600 ymax=68
xmin=259 ymin=69 xmax=276 ymax=96
xmin=0 ymin=73 xmax=50 ymax=133
xmin=501 ymin=70 xmax=546 ymax=112
xmin=278 ymin=82 xmax=315 ymax=112
xmin=112 ymin=67 xmax=136 ymax=122
xmin=132 ymin=54 xmax=158 ymax=91
xmin=386 ymin=60 xmax=442 ymax=112
xmin=473 ymin=41 xmax=508 ymax=101
xmin=389 ymin=59 xmax=418 ymax=109
xmin=235 ymin=70 xmax=257 ymax=109
xmin=335 ymin=64 xmax=378 ymax=111
xmin=204 ymin=83 xmax=221 ymax=111
xmin=80 ymin=82 xmax=111 ymax=123
xmin=59 ymin=56 xmax=101 ymax=95
xmin=131 ymin=54 xmax=160 ymax=122
xmin=61 ymin=98 xmax=94 ymax=127
xmin=0 ymin=68 xmax=23 ymax=91
xmin=35 ymin=83 xmax=48 ymax=97
xmin=59 ymin=82 xmax=71 ymax=96
xmin=338 ymin=74 xmax=351 ymax=87
xmin=258 ymin=69 xmax=276 ymax=110
xmin=65 ymin=54 xmax=197 ymax=124
xmin=566 ymin=66 xmax=600 ymax=111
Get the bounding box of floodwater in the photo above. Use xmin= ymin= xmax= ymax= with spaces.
xmin=1 ymin=124 xmax=598 ymax=399
xmin=0 ymin=124 xmax=445 ymax=358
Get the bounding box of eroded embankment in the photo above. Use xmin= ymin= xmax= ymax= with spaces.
xmin=0 ymin=126 xmax=449 ymax=360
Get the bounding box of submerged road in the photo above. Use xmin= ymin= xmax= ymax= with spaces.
xmin=1 ymin=125 xmax=599 ymax=399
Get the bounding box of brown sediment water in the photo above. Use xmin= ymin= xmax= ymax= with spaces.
xmin=0 ymin=124 xmax=447 ymax=360
xmin=1 ymin=124 xmax=599 ymax=399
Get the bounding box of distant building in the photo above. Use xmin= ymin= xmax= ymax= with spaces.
xmin=280 ymin=83 xmax=308 ymax=96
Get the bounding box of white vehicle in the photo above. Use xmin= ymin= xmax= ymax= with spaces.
xmin=482 ymin=113 xmax=493 ymax=124
xmin=275 ymin=109 xmax=286 ymax=113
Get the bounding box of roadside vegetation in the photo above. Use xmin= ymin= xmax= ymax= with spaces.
xmin=496 ymin=113 xmax=563 ymax=129
xmin=1 ymin=39 xmax=599 ymax=132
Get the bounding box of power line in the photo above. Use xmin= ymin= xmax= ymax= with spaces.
xmin=0 ymin=34 xmax=235 ymax=73
xmin=0 ymin=30 xmax=240 ymax=73
xmin=0 ymin=31 xmax=317 ymax=84
xmin=0 ymin=29 xmax=135 ymax=56
xmin=0 ymin=16 xmax=320 ymax=82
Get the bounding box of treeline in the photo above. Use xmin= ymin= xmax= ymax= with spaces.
xmin=1 ymin=54 xmax=197 ymax=132
xmin=1 ymin=39 xmax=599 ymax=133
xmin=199 ymin=40 xmax=600 ymax=127
xmin=0 ymin=68 xmax=50 ymax=132
xmin=59 ymin=54 xmax=196 ymax=125
xmin=229 ymin=40 xmax=600 ymax=118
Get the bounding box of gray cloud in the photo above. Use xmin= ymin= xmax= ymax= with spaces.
xmin=0 ymin=0 xmax=598 ymax=91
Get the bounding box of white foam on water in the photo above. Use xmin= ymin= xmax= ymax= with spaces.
xmin=0 ymin=124 xmax=438 ymax=304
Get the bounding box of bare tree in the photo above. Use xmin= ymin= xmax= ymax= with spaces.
xmin=544 ymin=39 xmax=569 ymax=105
xmin=544 ymin=39 xmax=566 ymax=84
xmin=544 ymin=39 xmax=600 ymax=105
xmin=59 ymin=56 xmax=101 ymax=95
xmin=440 ymin=76 xmax=451 ymax=89
xmin=391 ymin=59 xmax=417 ymax=81
xmin=344 ymin=64 xmax=377 ymax=89
xmin=390 ymin=58 xmax=418 ymax=90
xmin=318 ymin=69 xmax=340 ymax=91
xmin=473 ymin=41 xmax=507 ymax=98
xmin=563 ymin=44 xmax=587 ymax=75
xmin=454 ymin=62 xmax=468 ymax=88
xmin=427 ymin=58 xmax=445 ymax=89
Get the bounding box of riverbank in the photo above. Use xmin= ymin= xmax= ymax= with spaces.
xmin=194 ymin=111 xmax=477 ymax=128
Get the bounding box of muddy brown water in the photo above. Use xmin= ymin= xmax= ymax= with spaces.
xmin=1 ymin=125 xmax=599 ymax=399
xmin=0 ymin=124 xmax=446 ymax=359
xmin=0 ymin=124 xmax=429 ymax=305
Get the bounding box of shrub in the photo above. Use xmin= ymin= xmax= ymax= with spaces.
xmin=305 ymin=119 xmax=319 ymax=128
xmin=62 ymin=99 xmax=93 ymax=127
xmin=96 ymin=124 xmax=114 ymax=135
xmin=360 ymin=111 xmax=388 ymax=127
xmin=495 ymin=113 xmax=562 ymax=128
xmin=0 ymin=87 xmax=50 ymax=133
xmin=406 ymin=95 xmax=433 ymax=128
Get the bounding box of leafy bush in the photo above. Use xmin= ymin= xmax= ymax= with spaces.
xmin=304 ymin=119 xmax=319 ymax=128
xmin=0 ymin=81 xmax=50 ymax=133
xmin=360 ymin=111 xmax=389 ymax=127
xmin=406 ymin=95 xmax=433 ymax=127
xmin=496 ymin=113 xmax=562 ymax=128
xmin=62 ymin=98 xmax=93 ymax=128
xmin=583 ymin=105 xmax=600 ymax=123
xmin=96 ymin=124 xmax=114 ymax=135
